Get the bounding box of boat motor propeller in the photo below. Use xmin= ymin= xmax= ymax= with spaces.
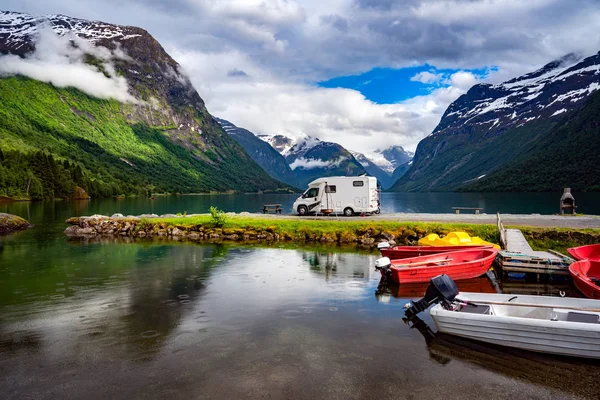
xmin=404 ymin=274 xmax=459 ymax=319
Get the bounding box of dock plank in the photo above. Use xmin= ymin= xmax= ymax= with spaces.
xmin=505 ymin=228 xmax=560 ymax=260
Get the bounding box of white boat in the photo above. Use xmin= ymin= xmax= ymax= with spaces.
xmin=430 ymin=292 xmax=600 ymax=359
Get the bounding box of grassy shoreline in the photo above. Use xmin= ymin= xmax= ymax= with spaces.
xmin=65 ymin=215 xmax=600 ymax=253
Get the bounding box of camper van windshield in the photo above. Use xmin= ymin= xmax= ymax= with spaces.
xmin=305 ymin=188 xmax=319 ymax=198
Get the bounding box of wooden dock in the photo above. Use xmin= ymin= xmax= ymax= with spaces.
xmin=496 ymin=213 xmax=573 ymax=277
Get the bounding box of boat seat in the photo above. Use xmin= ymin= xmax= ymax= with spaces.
xmin=459 ymin=304 xmax=491 ymax=315
xmin=566 ymin=312 xmax=600 ymax=324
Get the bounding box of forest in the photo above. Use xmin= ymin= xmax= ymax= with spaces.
xmin=0 ymin=148 xmax=150 ymax=200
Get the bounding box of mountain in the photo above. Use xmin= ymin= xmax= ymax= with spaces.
xmin=391 ymin=51 xmax=600 ymax=192
xmin=349 ymin=151 xmax=393 ymax=188
xmin=257 ymin=134 xmax=295 ymax=155
xmin=391 ymin=161 xmax=412 ymax=183
xmin=284 ymin=137 xmax=367 ymax=187
xmin=373 ymin=146 xmax=414 ymax=174
xmin=0 ymin=11 xmax=288 ymax=199
xmin=463 ymin=90 xmax=600 ymax=192
xmin=216 ymin=118 xmax=299 ymax=188
xmin=349 ymin=146 xmax=413 ymax=189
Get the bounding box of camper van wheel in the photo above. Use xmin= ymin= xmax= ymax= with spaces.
xmin=374 ymin=208 xmax=381 ymax=215
xmin=297 ymin=205 xmax=308 ymax=216
xmin=343 ymin=207 xmax=354 ymax=217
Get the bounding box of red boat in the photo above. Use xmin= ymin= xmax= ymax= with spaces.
xmin=389 ymin=248 xmax=498 ymax=284
xmin=392 ymin=276 xmax=497 ymax=298
xmin=569 ymin=259 xmax=600 ymax=299
xmin=380 ymin=245 xmax=493 ymax=260
xmin=567 ymin=244 xmax=600 ymax=261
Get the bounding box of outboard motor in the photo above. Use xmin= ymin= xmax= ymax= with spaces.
xmin=404 ymin=274 xmax=459 ymax=319
xmin=374 ymin=256 xmax=392 ymax=281
xmin=377 ymin=241 xmax=391 ymax=250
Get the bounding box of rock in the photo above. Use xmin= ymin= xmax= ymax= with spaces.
xmin=0 ymin=213 xmax=30 ymax=235
xmin=139 ymin=214 xmax=159 ymax=218
xmin=380 ymin=231 xmax=395 ymax=241
xmin=64 ymin=225 xmax=82 ymax=236
xmin=172 ymin=227 xmax=184 ymax=236
xmin=160 ymin=214 xmax=177 ymax=218
xmin=89 ymin=214 xmax=108 ymax=219
xmin=239 ymin=212 xmax=251 ymax=216
xmin=72 ymin=186 xmax=91 ymax=200
xmin=111 ymin=213 xmax=124 ymax=218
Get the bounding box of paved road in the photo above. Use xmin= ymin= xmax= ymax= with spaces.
xmin=239 ymin=212 xmax=600 ymax=229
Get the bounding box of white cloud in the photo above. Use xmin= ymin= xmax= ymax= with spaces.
xmin=289 ymin=156 xmax=347 ymax=170
xmin=0 ymin=26 xmax=137 ymax=103
xmin=410 ymin=70 xmax=443 ymax=84
xmin=449 ymin=70 xmax=479 ymax=90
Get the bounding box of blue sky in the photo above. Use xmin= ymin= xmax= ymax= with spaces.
xmin=318 ymin=65 xmax=494 ymax=104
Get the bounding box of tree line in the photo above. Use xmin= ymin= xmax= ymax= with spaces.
xmin=0 ymin=148 xmax=150 ymax=200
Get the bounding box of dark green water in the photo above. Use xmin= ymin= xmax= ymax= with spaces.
xmin=1 ymin=196 xmax=600 ymax=399
xmin=4 ymin=192 xmax=599 ymax=220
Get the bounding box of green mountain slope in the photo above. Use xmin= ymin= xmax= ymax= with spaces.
xmin=462 ymin=91 xmax=600 ymax=192
xmin=0 ymin=77 xmax=289 ymax=198
xmin=0 ymin=11 xmax=291 ymax=199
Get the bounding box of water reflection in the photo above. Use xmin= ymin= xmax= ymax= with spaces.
xmin=405 ymin=314 xmax=600 ymax=399
xmin=374 ymin=274 xmax=500 ymax=304
xmin=1 ymin=240 xmax=597 ymax=399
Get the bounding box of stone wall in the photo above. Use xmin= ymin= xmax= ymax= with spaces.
xmin=64 ymin=214 xmax=407 ymax=247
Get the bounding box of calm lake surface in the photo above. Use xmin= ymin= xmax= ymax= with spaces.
xmin=1 ymin=195 xmax=600 ymax=399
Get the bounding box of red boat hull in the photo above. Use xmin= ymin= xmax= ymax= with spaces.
xmin=567 ymin=244 xmax=600 ymax=261
xmin=393 ymin=277 xmax=497 ymax=298
xmin=381 ymin=245 xmax=492 ymax=260
xmin=569 ymin=259 xmax=600 ymax=299
xmin=390 ymin=248 xmax=498 ymax=284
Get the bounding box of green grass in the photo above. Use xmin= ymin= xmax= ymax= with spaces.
xmin=133 ymin=216 xmax=600 ymax=252
xmin=0 ymin=76 xmax=290 ymax=197
xmin=149 ymin=215 xmax=501 ymax=243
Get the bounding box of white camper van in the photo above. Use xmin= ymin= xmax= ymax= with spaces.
xmin=292 ymin=176 xmax=380 ymax=216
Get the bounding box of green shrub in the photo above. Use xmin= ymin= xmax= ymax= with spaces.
xmin=209 ymin=206 xmax=227 ymax=228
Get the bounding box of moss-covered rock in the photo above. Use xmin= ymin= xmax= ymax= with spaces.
xmin=0 ymin=213 xmax=31 ymax=234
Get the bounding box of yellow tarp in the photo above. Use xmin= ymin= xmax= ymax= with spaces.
xmin=418 ymin=231 xmax=501 ymax=250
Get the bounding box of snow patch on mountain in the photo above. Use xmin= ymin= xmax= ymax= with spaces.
xmin=0 ymin=11 xmax=142 ymax=52
xmin=257 ymin=134 xmax=296 ymax=155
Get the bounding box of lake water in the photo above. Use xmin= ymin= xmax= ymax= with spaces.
xmin=3 ymin=191 xmax=600 ymax=220
xmin=1 ymin=196 xmax=600 ymax=399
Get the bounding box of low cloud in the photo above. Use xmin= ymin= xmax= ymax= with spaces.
xmin=289 ymin=156 xmax=347 ymax=170
xmin=0 ymin=26 xmax=137 ymax=103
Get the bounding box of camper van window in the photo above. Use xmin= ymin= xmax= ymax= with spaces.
xmin=306 ymin=188 xmax=319 ymax=198
xmin=353 ymin=181 xmax=364 ymax=187
xmin=325 ymin=185 xmax=336 ymax=193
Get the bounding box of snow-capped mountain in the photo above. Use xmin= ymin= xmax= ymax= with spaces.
xmin=257 ymin=134 xmax=296 ymax=156
xmin=0 ymin=12 xmax=143 ymax=54
xmin=217 ymin=118 xmax=299 ymax=187
xmin=370 ymin=146 xmax=414 ymax=174
xmin=432 ymin=52 xmax=600 ymax=138
xmin=284 ymin=136 xmax=366 ymax=187
xmin=392 ymin=50 xmax=600 ymax=192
